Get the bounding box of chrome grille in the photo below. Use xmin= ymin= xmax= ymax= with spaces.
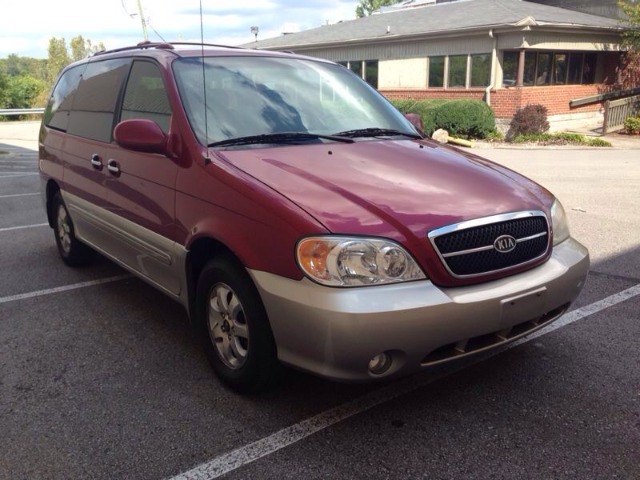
xmin=428 ymin=211 xmax=550 ymax=278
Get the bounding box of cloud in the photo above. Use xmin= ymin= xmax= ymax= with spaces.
xmin=0 ymin=0 xmax=357 ymax=58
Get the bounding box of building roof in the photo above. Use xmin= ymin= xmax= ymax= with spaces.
xmin=246 ymin=0 xmax=623 ymax=50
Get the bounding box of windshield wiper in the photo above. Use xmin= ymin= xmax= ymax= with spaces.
xmin=209 ymin=132 xmax=354 ymax=147
xmin=333 ymin=128 xmax=423 ymax=139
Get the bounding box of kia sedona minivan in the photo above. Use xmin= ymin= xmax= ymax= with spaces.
xmin=39 ymin=42 xmax=589 ymax=393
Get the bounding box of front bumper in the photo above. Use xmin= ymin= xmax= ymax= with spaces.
xmin=250 ymin=237 xmax=589 ymax=382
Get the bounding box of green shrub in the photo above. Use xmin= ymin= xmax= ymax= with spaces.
xmin=508 ymin=104 xmax=550 ymax=139
xmin=432 ymin=99 xmax=495 ymax=139
xmin=389 ymin=98 xmax=495 ymax=139
xmin=624 ymin=116 xmax=640 ymax=135
xmin=388 ymin=98 xmax=446 ymax=135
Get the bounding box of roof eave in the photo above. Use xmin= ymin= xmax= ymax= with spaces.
xmin=256 ymin=23 xmax=625 ymax=52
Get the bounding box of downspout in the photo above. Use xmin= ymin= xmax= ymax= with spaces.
xmin=485 ymin=29 xmax=497 ymax=106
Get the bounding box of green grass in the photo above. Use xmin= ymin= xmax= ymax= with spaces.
xmin=510 ymin=133 xmax=612 ymax=147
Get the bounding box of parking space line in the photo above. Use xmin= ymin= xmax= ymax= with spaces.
xmin=0 ymin=173 xmax=39 ymax=178
xmin=0 ymin=223 xmax=48 ymax=232
xmin=0 ymin=192 xmax=39 ymax=199
xmin=169 ymin=283 xmax=640 ymax=480
xmin=0 ymin=274 xmax=131 ymax=305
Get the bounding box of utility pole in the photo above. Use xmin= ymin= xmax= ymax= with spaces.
xmin=136 ymin=0 xmax=149 ymax=41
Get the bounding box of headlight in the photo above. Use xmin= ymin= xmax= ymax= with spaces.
xmin=296 ymin=236 xmax=427 ymax=287
xmin=551 ymin=199 xmax=570 ymax=245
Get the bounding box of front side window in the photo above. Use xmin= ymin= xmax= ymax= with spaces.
xmin=67 ymin=58 xmax=131 ymax=142
xmin=173 ymin=56 xmax=415 ymax=147
xmin=121 ymin=61 xmax=172 ymax=133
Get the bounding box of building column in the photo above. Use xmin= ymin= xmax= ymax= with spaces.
xmin=517 ymin=49 xmax=526 ymax=87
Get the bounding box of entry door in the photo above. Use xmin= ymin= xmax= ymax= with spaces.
xmin=102 ymin=60 xmax=181 ymax=296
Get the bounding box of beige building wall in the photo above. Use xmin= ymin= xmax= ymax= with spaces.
xmin=378 ymin=58 xmax=427 ymax=89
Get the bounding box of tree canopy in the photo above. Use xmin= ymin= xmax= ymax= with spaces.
xmin=0 ymin=35 xmax=104 ymax=117
xmin=356 ymin=0 xmax=404 ymax=17
xmin=620 ymin=0 xmax=640 ymax=51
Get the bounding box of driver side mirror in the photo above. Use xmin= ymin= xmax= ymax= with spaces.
xmin=114 ymin=119 xmax=168 ymax=155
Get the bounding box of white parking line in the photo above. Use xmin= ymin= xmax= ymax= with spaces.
xmin=0 ymin=274 xmax=131 ymax=305
xmin=0 ymin=173 xmax=39 ymax=178
xmin=169 ymin=283 xmax=640 ymax=480
xmin=0 ymin=223 xmax=48 ymax=232
xmin=0 ymin=192 xmax=39 ymax=199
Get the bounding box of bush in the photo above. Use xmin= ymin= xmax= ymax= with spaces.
xmin=389 ymin=99 xmax=447 ymax=135
xmin=624 ymin=116 xmax=640 ymax=135
xmin=432 ymin=99 xmax=495 ymax=139
xmin=389 ymin=98 xmax=496 ymax=139
xmin=508 ymin=104 xmax=549 ymax=139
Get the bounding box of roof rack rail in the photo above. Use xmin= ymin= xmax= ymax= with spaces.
xmin=92 ymin=41 xmax=242 ymax=57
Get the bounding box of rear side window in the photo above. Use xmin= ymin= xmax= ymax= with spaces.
xmin=67 ymin=58 xmax=131 ymax=142
xmin=44 ymin=65 xmax=84 ymax=131
xmin=121 ymin=61 xmax=172 ymax=133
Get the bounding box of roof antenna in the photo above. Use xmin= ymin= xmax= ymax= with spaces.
xmin=199 ymin=0 xmax=211 ymax=164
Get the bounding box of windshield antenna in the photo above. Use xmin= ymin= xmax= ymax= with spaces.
xmin=199 ymin=0 xmax=210 ymax=164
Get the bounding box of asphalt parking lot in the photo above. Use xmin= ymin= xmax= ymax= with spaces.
xmin=1 ymin=122 xmax=639 ymax=480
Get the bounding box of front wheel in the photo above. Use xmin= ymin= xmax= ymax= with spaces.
xmin=196 ymin=257 xmax=280 ymax=394
xmin=52 ymin=192 xmax=94 ymax=266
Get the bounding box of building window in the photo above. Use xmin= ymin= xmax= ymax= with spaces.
xmin=470 ymin=54 xmax=491 ymax=87
xmin=428 ymin=56 xmax=445 ymax=88
xmin=349 ymin=61 xmax=363 ymax=77
xmin=365 ymin=60 xmax=378 ymax=88
xmin=583 ymin=53 xmax=597 ymax=83
xmin=337 ymin=61 xmax=378 ymax=88
xmin=553 ymin=53 xmax=568 ymax=85
xmin=502 ymin=52 xmax=518 ymax=86
xmin=448 ymin=55 xmax=467 ymax=87
xmin=512 ymin=50 xmax=599 ymax=87
xmin=567 ymin=53 xmax=583 ymax=84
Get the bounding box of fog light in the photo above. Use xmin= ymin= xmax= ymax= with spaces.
xmin=368 ymin=352 xmax=392 ymax=375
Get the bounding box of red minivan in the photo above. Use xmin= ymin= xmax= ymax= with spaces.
xmin=39 ymin=42 xmax=589 ymax=393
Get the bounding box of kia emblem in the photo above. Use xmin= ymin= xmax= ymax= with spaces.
xmin=494 ymin=235 xmax=517 ymax=253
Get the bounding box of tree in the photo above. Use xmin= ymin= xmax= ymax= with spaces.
xmin=620 ymin=0 xmax=640 ymax=51
xmin=46 ymin=37 xmax=71 ymax=84
xmin=70 ymin=35 xmax=105 ymax=62
xmin=6 ymin=75 xmax=45 ymax=109
xmin=618 ymin=1 xmax=640 ymax=88
xmin=356 ymin=0 xmax=404 ymax=17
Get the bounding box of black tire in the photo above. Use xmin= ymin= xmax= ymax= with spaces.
xmin=196 ymin=256 xmax=280 ymax=394
xmin=52 ymin=192 xmax=94 ymax=266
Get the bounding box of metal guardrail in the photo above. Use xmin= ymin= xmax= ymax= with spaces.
xmin=603 ymin=95 xmax=640 ymax=134
xmin=0 ymin=108 xmax=45 ymax=116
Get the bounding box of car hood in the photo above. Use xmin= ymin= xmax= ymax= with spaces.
xmin=215 ymin=139 xmax=553 ymax=242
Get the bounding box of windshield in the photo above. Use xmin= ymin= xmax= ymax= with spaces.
xmin=173 ymin=55 xmax=418 ymax=147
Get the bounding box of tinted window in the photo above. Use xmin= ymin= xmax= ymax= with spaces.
xmin=365 ymin=60 xmax=378 ymax=89
xmin=67 ymin=58 xmax=130 ymax=142
xmin=44 ymin=64 xmax=84 ymax=131
xmin=470 ymin=54 xmax=490 ymax=87
xmin=121 ymin=61 xmax=172 ymax=132
xmin=502 ymin=52 xmax=518 ymax=87
xmin=448 ymin=55 xmax=466 ymax=87
xmin=428 ymin=56 xmax=444 ymax=88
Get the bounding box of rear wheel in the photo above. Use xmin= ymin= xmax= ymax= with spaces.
xmin=52 ymin=192 xmax=94 ymax=266
xmin=196 ymin=257 xmax=280 ymax=394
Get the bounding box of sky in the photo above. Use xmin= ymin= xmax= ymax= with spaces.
xmin=0 ymin=0 xmax=358 ymax=59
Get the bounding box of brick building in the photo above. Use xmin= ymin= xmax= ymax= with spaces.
xmin=248 ymin=0 xmax=631 ymax=131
